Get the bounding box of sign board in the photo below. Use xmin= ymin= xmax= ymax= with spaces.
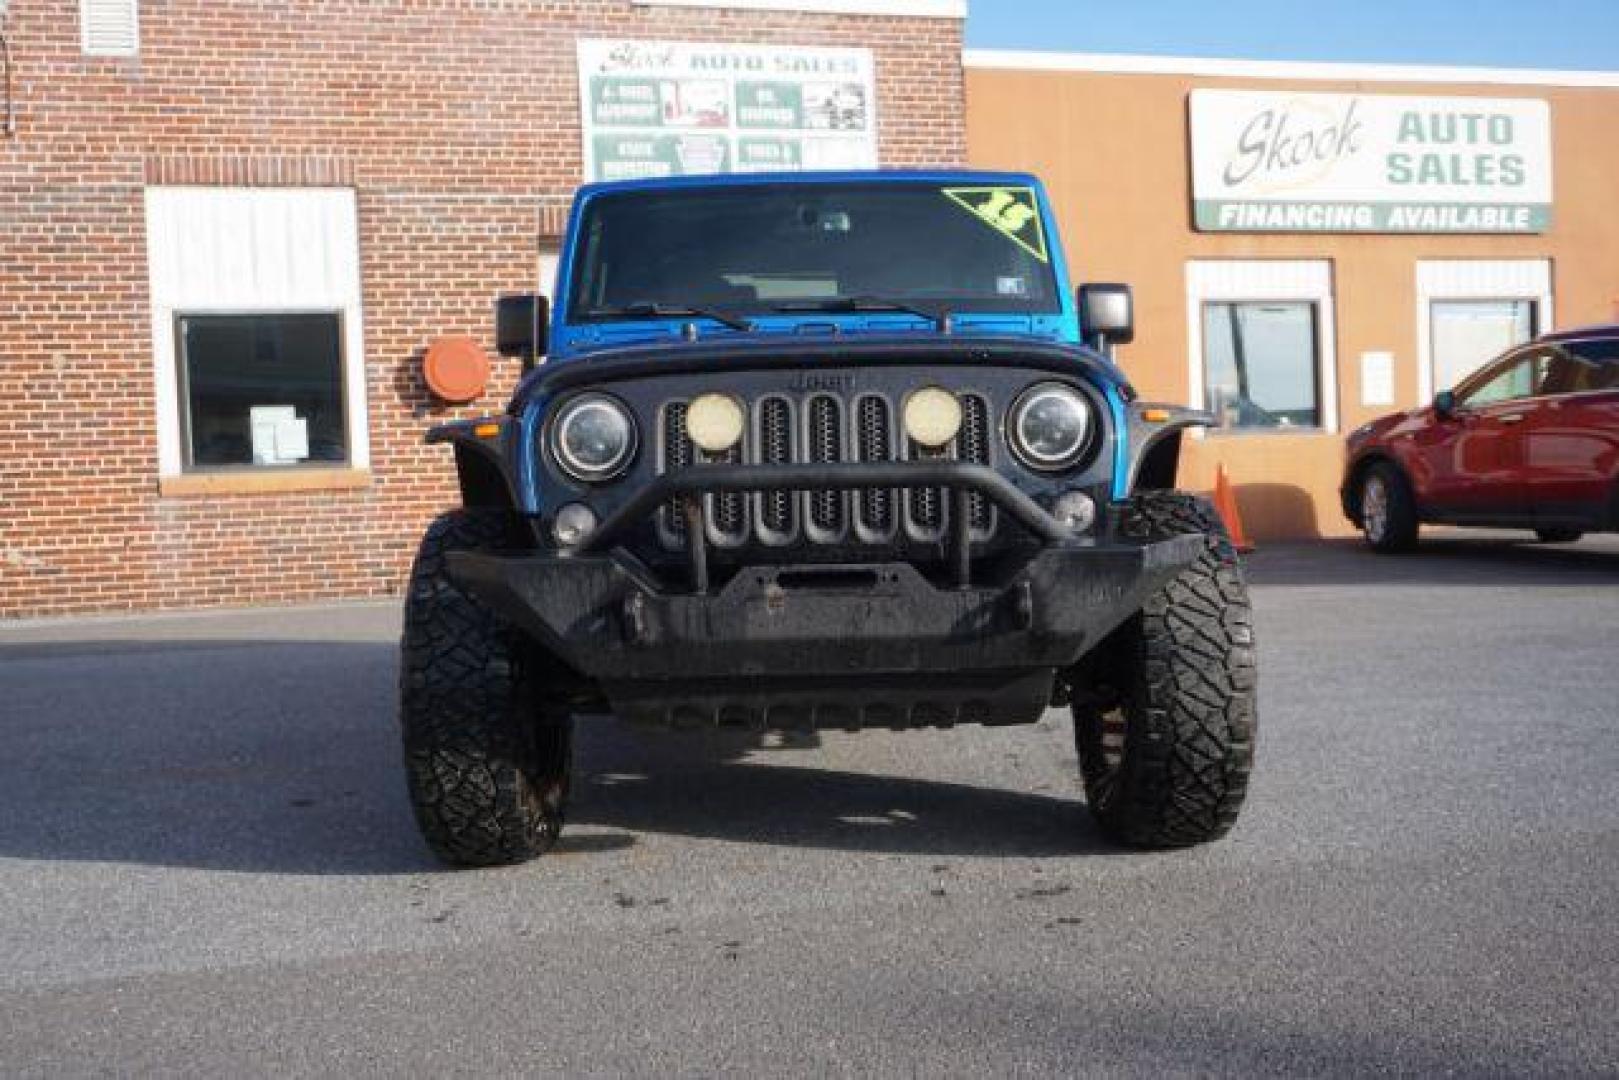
xmin=1360 ymin=351 xmax=1396 ymax=407
xmin=249 ymin=406 xmax=309 ymax=465
xmin=578 ymin=39 xmax=878 ymax=183
xmin=1190 ymin=90 xmax=1552 ymax=234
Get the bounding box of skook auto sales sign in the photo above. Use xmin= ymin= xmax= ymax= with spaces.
xmin=578 ymin=40 xmax=877 ymax=183
xmin=1190 ymin=90 xmax=1552 ymax=233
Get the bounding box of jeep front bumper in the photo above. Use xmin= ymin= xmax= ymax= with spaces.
xmin=447 ymin=462 xmax=1203 ymax=728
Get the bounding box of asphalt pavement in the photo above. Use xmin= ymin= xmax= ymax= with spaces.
xmin=2 ymin=534 xmax=1617 ymax=1076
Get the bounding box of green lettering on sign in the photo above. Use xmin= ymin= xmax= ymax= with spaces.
xmin=1195 ymin=200 xmax=1551 ymax=234
xmin=738 ymin=137 xmax=802 ymax=168
xmin=590 ymin=77 xmax=664 ymax=128
xmin=592 ymin=134 xmax=732 ymax=181
xmin=736 ymin=82 xmax=803 ymax=129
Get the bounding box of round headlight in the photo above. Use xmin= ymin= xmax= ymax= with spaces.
xmin=1009 ymin=383 xmax=1093 ymax=470
xmin=552 ymin=394 xmax=636 ymax=481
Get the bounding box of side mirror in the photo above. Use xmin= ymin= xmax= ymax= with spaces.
xmin=1077 ymin=283 xmax=1135 ymax=355
xmin=1434 ymin=390 xmax=1457 ymax=419
xmin=495 ymin=294 xmax=549 ymax=370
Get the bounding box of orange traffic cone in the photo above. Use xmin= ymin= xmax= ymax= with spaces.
xmin=1213 ymin=465 xmax=1255 ymax=554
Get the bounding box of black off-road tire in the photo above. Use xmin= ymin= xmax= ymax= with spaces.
xmin=399 ymin=510 xmax=572 ymax=867
xmin=1072 ymin=492 xmax=1257 ymax=848
xmin=1534 ymin=527 xmax=1584 ymax=544
xmin=1358 ymin=462 xmax=1420 ymax=553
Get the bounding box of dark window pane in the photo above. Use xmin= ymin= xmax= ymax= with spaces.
xmin=569 ymin=182 xmax=1061 ymax=319
xmin=1202 ymin=302 xmax=1321 ymax=430
xmin=179 ymin=314 xmax=346 ymax=469
xmin=1561 ymin=339 xmax=1619 ymax=392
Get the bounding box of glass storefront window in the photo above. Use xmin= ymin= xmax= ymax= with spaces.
xmin=177 ymin=313 xmax=348 ymax=469
xmin=1431 ymin=299 xmax=1537 ymax=393
xmin=1201 ymin=301 xmax=1322 ymax=430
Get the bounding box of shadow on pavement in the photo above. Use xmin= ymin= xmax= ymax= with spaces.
xmin=0 ymin=637 xmax=1105 ymax=876
xmin=572 ymin=723 xmax=1105 ymax=858
xmin=1247 ymin=534 xmax=1619 ymax=588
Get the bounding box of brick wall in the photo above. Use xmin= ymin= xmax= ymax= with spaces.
xmin=0 ymin=1 xmax=966 ymax=617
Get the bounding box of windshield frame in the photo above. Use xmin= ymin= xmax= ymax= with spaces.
xmin=560 ymin=178 xmax=1069 ymax=327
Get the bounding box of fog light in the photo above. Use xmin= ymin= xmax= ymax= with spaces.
xmin=552 ymin=503 xmax=598 ymax=548
xmin=903 ymin=387 xmax=964 ymax=449
xmin=687 ymin=393 xmax=745 ymax=454
xmin=1052 ymin=491 xmax=1096 ymax=534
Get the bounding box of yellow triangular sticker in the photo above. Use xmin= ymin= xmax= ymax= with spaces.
xmin=942 ymin=186 xmax=1049 ymax=264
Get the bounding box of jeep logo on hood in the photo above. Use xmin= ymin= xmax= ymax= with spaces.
xmin=790 ymin=373 xmax=857 ymax=394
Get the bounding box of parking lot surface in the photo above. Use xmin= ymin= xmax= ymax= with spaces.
xmin=2 ymin=535 xmax=1617 ymax=1076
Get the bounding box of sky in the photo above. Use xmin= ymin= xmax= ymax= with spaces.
xmin=965 ymin=0 xmax=1619 ymax=72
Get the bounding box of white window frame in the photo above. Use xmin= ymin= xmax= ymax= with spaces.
xmin=1185 ymin=260 xmax=1339 ymax=435
xmin=144 ymin=187 xmax=370 ymax=478
xmin=1416 ymin=260 xmax=1554 ymax=404
xmin=80 ymin=0 xmax=139 ymax=57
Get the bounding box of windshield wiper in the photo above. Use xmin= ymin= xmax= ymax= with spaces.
xmin=768 ymin=296 xmax=952 ymax=333
xmin=589 ymin=301 xmax=753 ymax=332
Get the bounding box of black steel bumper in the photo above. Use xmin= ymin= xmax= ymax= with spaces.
xmin=447 ymin=461 xmax=1204 ymax=728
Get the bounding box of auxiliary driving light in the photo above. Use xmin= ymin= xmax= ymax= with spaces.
xmin=1052 ymin=491 xmax=1097 ymax=534
xmin=903 ymin=386 xmax=964 ymax=449
xmin=686 ymin=393 xmax=746 ymax=454
xmin=552 ymin=503 xmax=599 ymax=548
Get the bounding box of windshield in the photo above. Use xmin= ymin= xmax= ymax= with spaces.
xmin=567 ymin=182 xmax=1062 ymax=322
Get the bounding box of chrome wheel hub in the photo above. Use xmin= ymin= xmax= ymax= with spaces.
xmin=1363 ymin=476 xmax=1389 ymax=542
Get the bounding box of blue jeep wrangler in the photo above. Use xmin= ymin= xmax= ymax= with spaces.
xmin=402 ymin=171 xmax=1256 ymax=866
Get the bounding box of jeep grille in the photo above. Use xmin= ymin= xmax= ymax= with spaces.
xmin=656 ymin=390 xmax=995 ymax=550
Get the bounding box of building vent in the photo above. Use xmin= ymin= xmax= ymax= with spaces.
xmin=81 ymin=0 xmax=138 ymax=57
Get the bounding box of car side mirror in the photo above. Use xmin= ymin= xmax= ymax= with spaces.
xmin=1077 ymin=283 xmax=1135 ymax=356
xmin=495 ymin=294 xmax=549 ymax=371
xmin=1433 ymin=390 xmax=1457 ymax=419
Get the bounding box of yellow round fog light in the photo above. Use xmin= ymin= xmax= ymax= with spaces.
xmin=903 ymin=387 xmax=964 ymax=449
xmin=686 ymin=393 xmax=746 ymax=454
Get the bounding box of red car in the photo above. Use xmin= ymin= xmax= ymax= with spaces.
xmin=1343 ymin=324 xmax=1619 ymax=552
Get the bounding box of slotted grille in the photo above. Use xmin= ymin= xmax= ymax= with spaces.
xmin=807 ymin=396 xmax=846 ymax=535
xmin=961 ymin=394 xmax=994 ymax=533
xmin=855 ymin=395 xmax=895 ymax=534
xmin=706 ymin=443 xmax=747 ymax=544
xmin=759 ymin=397 xmax=794 ymax=536
xmin=662 ymin=402 xmax=693 ymax=541
xmin=656 ymin=387 xmax=1004 ymax=552
xmin=908 ymin=467 xmax=945 ymax=536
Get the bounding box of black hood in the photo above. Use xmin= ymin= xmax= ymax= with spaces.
xmin=511 ymin=333 xmax=1134 ymax=414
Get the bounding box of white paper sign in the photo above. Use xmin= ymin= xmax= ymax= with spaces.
xmin=1360 ymin=352 xmax=1396 ymax=407
xmin=249 ymin=406 xmax=310 ymax=465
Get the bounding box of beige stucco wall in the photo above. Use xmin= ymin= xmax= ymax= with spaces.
xmin=967 ymin=65 xmax=1619 ymax=539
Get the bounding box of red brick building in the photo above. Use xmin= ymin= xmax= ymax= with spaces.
xmin=0 ymin=0 xmax=966 ymax=617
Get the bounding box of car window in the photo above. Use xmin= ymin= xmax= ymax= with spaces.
xmin=1538 ymin=349 xmax=1591 ymax=396
xmin=1556 ymin=338 xmax=1619 ymax=392
xmin=1456 ymin=349 xmax=1548 ymax=408
xmin=1587 ymin=363 xmax=1619 ymax=391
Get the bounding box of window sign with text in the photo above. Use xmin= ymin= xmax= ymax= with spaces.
xmin=1190 ymin=90 xmax=1552 ymax=234
xmin=578 ymin=39 xmax=877 ymax=183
